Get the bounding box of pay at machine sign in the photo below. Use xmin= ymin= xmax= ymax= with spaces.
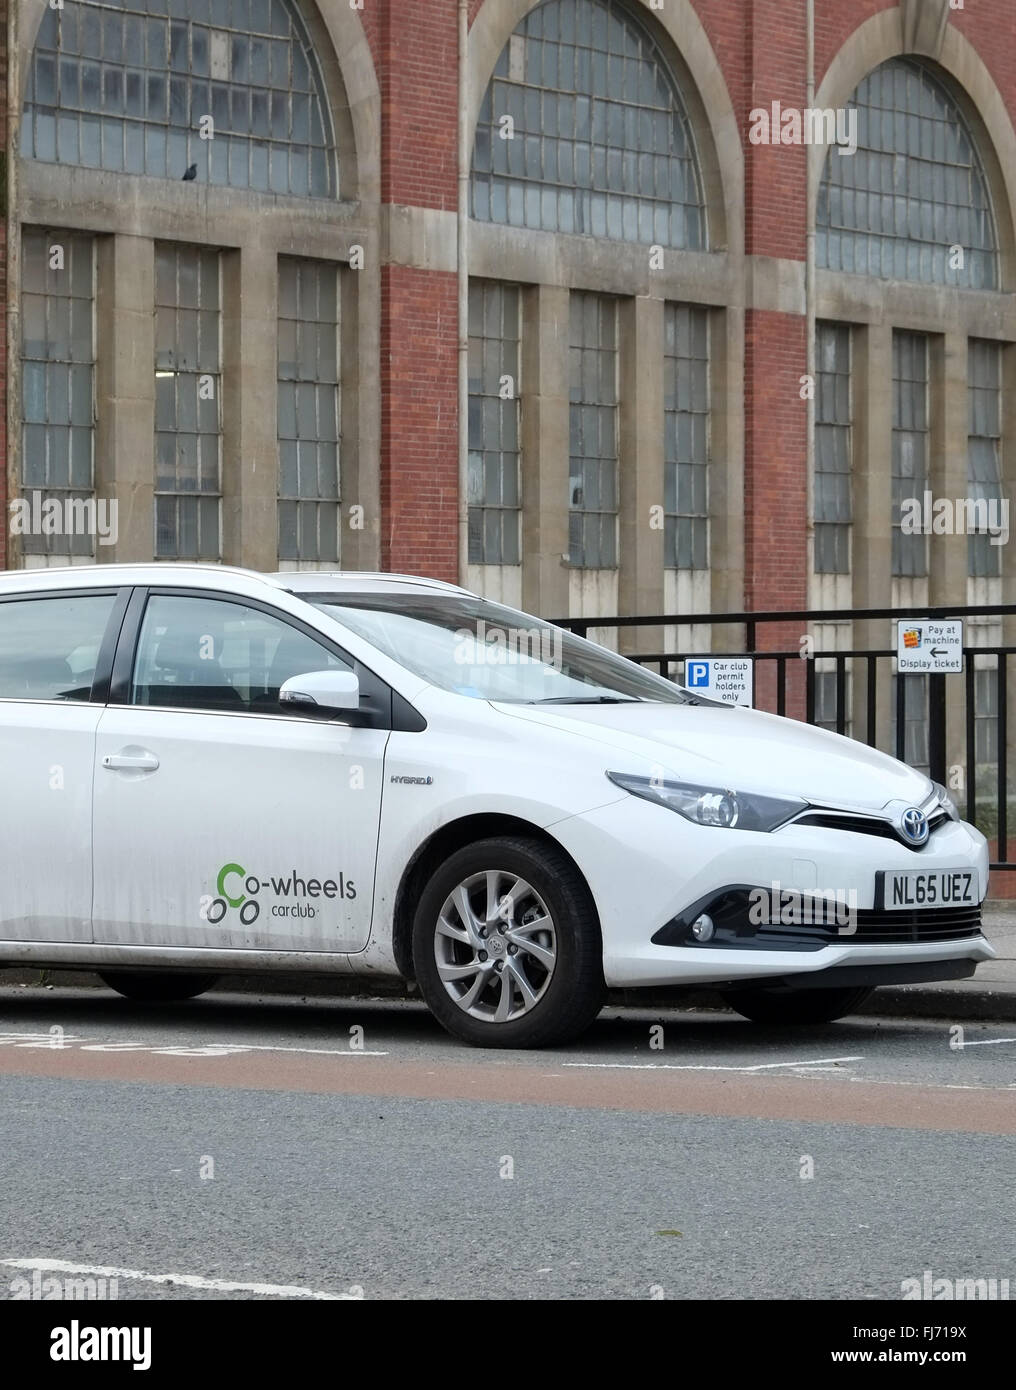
xmin=684 ymin=658 xmax=753 ymax=707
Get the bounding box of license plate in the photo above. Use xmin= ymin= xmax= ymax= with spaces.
xmin=876 ymin=868 xmax=979 ymax=911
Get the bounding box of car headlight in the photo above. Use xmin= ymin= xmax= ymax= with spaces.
xmin=932 ymin=781 xmax=960 ymax=821
xmin=606 ymin=772 xmax=807 ymax=832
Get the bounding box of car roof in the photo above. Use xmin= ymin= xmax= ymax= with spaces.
xmin=0 ymin=563 xmax=475 ymax=598
xmin=276 ymin=570 xmax=475 ymax=597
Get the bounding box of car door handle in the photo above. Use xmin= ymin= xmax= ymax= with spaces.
xmin=102 ymin=752 xmax=160 ymax=772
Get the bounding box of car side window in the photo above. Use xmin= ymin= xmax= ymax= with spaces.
xmin=0 ymin=593 xmax=116 ymax=702
xmin=131 ymin=595 xmax=351 ymax=715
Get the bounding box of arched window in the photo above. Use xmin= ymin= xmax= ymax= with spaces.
xmin=471 ymin=0 xmax=705 ymax=248
xmin=818 ymin=58 xmax=997 ymax=287
xmin=20 ymin=0 xmax=337 ymax=197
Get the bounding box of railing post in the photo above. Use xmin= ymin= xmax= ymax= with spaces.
xmin=998 ymin=661 xmax=1008 ymax=864
xmin=928 ymin=672 xmax=947 ymax=785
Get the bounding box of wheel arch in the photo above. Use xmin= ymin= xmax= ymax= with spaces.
xmin=392 ymin=814 xmax=601 ymax=981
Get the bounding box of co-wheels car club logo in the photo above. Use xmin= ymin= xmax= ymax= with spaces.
xmin=204 ymin=861 xmax=356 ymax=925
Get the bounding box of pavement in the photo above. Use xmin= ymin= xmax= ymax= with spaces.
xmin=3 ymin=904 xmax=1016 ymax=1022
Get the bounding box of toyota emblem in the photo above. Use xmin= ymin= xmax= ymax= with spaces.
xmin=899 ymin=806 xmax=929 ymax=847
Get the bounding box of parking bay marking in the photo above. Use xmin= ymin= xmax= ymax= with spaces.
xmin=0 ymin=1257 xmax=355 ymax=1301
xmin=0 ymin=1032 xmax=388 ymax=1057
xmin=562 ymin=1055 xmax=864 ymax=1072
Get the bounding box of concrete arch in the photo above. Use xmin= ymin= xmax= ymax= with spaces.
xmin=467 ymin=0 xmax=743 ymax=255
xmin=15 ymin=0 xmax=380 ymax=205
xmin=812 ymin=8 xmax=1016 ymax=290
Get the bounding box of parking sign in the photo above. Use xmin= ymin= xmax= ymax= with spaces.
xmin=682 ymin=658 xmax=753 ymax=706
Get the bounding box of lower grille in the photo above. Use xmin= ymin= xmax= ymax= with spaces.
xmin=757 ymin=903 xmax=982 ymax=946
xmin=652 ymin=887 xmax=983 ymax=951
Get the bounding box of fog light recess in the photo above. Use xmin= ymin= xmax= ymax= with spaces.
xmin=690 ymin=913 xmax=715 ymax=942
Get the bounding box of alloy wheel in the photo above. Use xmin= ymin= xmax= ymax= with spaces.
xmin=434 ymin=869 xmax=557 ymax=1022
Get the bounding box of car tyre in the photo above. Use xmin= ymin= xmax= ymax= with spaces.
xmin=97 ymin=971 xmax=220 ymax=1003
xmin=412 ymin=836 xmax=605 ymax=1048
xmin=719 ymin=985 xmax=874 ymax=1025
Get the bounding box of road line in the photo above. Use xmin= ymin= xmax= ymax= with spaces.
xmin=0 ymin=1258 xmax=354 ymax=1301
xmin=208 ymin=1043 xmax=389 ymax=1057
xmin=954 ymin=1037 xmax=1016 ymax=1048
xmin=563 ymin=1055 xmax=863 ymax=1072
xmin=0 ymin=1031 xmax=389 ymax=1058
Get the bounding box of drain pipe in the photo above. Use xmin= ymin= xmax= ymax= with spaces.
xmin=457 ymin=0 xmax=470 ymax=585
xmin=805 ymin=0 xmax=816 ymax=565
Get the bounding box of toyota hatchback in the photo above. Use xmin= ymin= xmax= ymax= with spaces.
xmin=0 ymin=565 xmax=993 ymax=1047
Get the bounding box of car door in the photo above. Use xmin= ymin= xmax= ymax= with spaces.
xmin=0 ymin=587 xmax=127 ymax=944
xmin=91 ymin=588 xmax=389 ymax=954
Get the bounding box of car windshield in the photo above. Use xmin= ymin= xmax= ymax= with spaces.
xmin=307 ymin=593 xmax=694 ymax=704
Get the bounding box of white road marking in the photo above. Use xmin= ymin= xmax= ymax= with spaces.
xmin=563 ymin=1055 xmax=863 ymax=1072
xmin=0 ymin=1031 xmax=387 ymax=1058
xmin=207 ymin=1043 xmax=389 ymax=1057
xmin=954 ymin=1036 xmax=1016 ymax=1048
xmin=0 ymin=1258 xmax=357 ymax=1301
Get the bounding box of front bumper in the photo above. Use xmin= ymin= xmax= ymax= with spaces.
xmin=551 ymin=792 xmax=994 ymax=989
xmin=599 ymin=934 xmax=995 ymax=989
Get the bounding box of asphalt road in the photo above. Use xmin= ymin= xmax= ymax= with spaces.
xmin=1 ymin=987 xmax=1014 ymax=1300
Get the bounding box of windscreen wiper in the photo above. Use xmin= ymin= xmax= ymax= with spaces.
xmin=526 ymin=695 xmax=643 ymax=704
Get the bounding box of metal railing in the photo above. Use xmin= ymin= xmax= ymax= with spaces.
xmin=552 ymin=602 xmax=1014 ymax=871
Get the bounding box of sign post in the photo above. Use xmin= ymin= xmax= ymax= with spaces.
xmin=896 ymin=620 xmax=963 ymax=783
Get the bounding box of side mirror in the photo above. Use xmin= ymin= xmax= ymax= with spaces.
xmin=279 ymin=669 xmax=360 ymax=715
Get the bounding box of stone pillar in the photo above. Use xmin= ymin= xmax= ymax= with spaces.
xmin=710 ymin=305 xmax=744 ymax=619
xmin=851 ymin=322 xmax=893 ymax=750
xmin=221 ymin=244 xmax=277 ymax=571
xmin=339 ymin=262 xmax=380 ymax=571
xmin=520 ymin=283 xmax=569 ymax=620
xmin=618 ymin=294 xmax=663 ymax=652
xmin=928 ymin=332 xmax=969 ymax=786
xmin=95 ymin=234 xmax=154 ymax=563
xmin=928 ymin=332 xmax=967 ymax=607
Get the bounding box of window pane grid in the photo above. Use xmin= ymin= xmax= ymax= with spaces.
xmin=277 ymin=257 xmax=341 ymax=563
xmin=20 ymin=228 xmax=96 ymax=558
xmin=569 ymin=290 xmax=617 ymax=568
xmin=892 ymin=330 xmax=929 ymax=578
xmin=663 ymin=303 xmax=709 ymax=571
xmin=890 ymin=674 xmax=929 ymax=772
xmin=155 ymin=243 xmax=221 ymax=560
xmin=471 ymin=0 xmax=705 ymax=248
xmin=468 ymin=281 xmax=521 ymax=566
xmin=974 ymin=664 xmax=999 ymax=768
xmin=818 ymin=57 xmax=998 ymax=288
xmin=21 ymin=0 xmax=336 ymax=197
xmin=968 ymin=339 xmax=1003 ymax=579
xmin=814 ymin=322 xmax=852 ymax=574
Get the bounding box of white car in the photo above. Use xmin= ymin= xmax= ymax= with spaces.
xmin=0 ymin=564 xmax=994 ymax=1047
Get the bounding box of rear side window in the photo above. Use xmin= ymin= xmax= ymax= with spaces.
xmin=0 ymin=593 xmax=116 ymax=701
xmin=131 ymin=594 xmax=350 ymax=714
